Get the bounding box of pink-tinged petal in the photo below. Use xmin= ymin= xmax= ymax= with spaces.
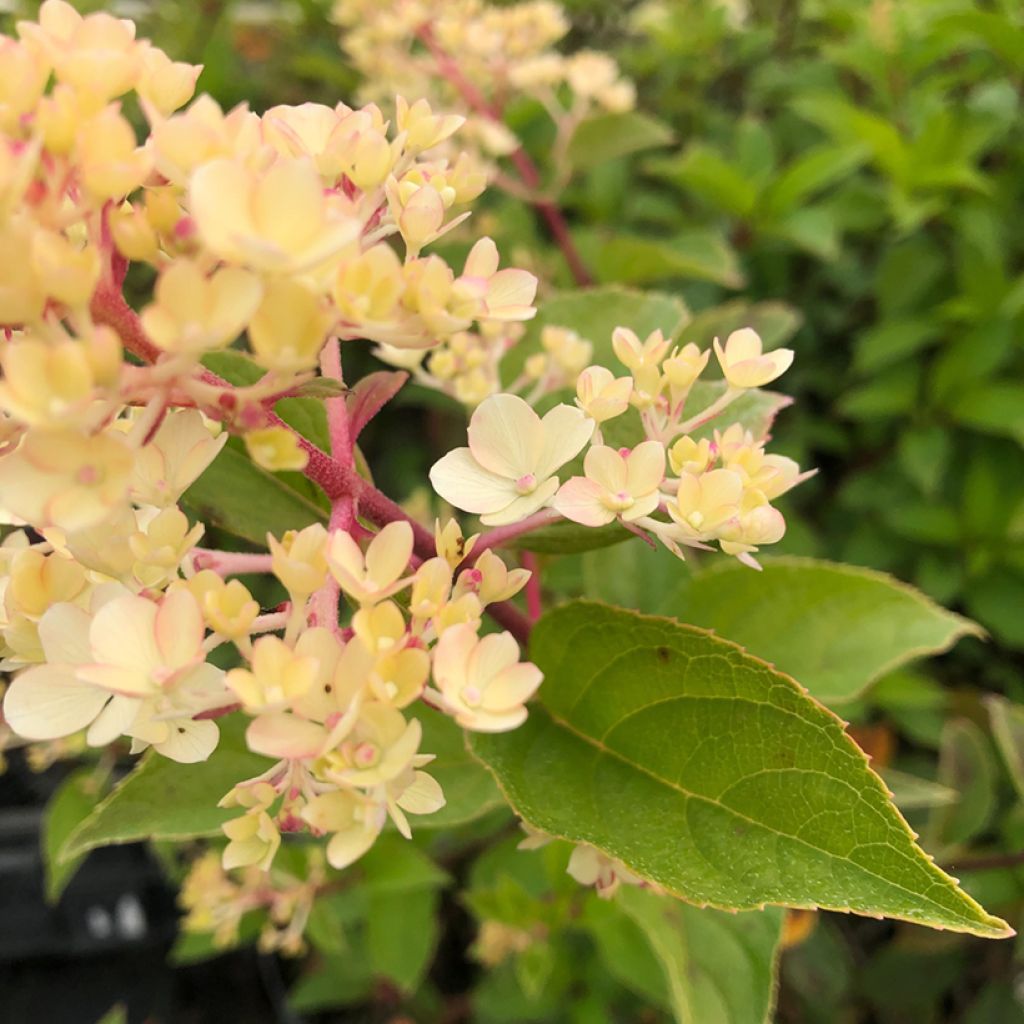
xmin=37 ymin=603 xmax=92 ymax=664
xmin=326 ymin=529 xmax=365 ymax=585
xmin=155 ymin=588 xmax=204 ymax=668
xmin=622 ymin=490 xmax=661 ymax=522
xmin=553 ymin=477 xmax=615 ymax=527
xmin=485 ymin=269 xmax=537 ymax=317
xmin=479 ymin=475 xmax=560 ymax=526
xmin=89 ymin=594 xmax=160 ymax=673
xmin=246 ymin=712 xmax=326 ymax=759
xmin=536 ymin=404 xmax=594 ymax=479
xmin=484 ymin=662 xmax=543 ymax=711
xmin=469 ymin=631 xmax=520 ymax=687
xmin=4 ymin=666 xmax=108 ymax=739
xmin=625 ymin=441 xmax=667 ymax=495
xmin=456 ymin=706 xmax=527 ymax=733
xmin=429 ymin=447 xmax=520 ymax=515
xmin=432 ymin=622 xmax=476 ymax=689
xmin=154 ymin=718 xmax=219 ymax=763
xmin=467 ymin=393 xmax=543 ymax=479
xmin=85 ymin=694 xmax=141 ymax=746
xmin=364 ymin=521 xmax=414 ymax=587
xmin=463 ymin=237 xmax=499 ymax=278
xmin=326 ymin=826 xmax=378 ymax=870
xmin=583 ymin=445 xmax=627 ymax=494
xmin=728 ymin=350 xmax=794 ymax=389
xmin=701 ymin=469 xmax=744 ymax=509
xmin=397 ymin=770 xmax=446 ymax=815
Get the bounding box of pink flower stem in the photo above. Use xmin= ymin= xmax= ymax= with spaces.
xmin=521 ymin=550 xmax=543 ymax=621
xmin=468 ymin=509 xmax=561 ymax=562
xmin=416 ymin=25 xmax=593 ymax=287
xmin=191 ymin=549 xmax=274 ymax=575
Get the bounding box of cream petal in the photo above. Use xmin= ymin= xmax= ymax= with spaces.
xmin=326 ymin=825 xmax=378 ymax=870
xmin=456 ymin=706 xmax=527 ymax=733
xmin=484 ymin=662 xmax=543 ymax=711
xmin=246 ymin=712 xmax=326 ymax=759
xmin=479 ymin=475 xmax=559 ymax=526
xmin=723 ymin=328 xmax=763 ymax=362
xmin=155 ymin=589 xmax=204 ymax=668
xmin=553 ymin=477 xmax=615 ymax=527
xmin=583 ymin=445 xmax=627 ymax=494
xmin=469 ymin=631 xmax=520 ymax=687
xmin=467 ymin=393 xmax=543 ymax=479
xmin=429 ymin=448 xmax=519 ymax=515
xmin=89 ymin=594 xmax=161 ymax=673
xmin=463 ymin=237 xmax=499 ymax=278
xmin=77 ymin=663 xmax=155 ymax=696
xmin=85 ymin=693 xmax=141 ymax=745
xmin=536 ymin=404 xmax=594 ymax=480
xmin=189 ymin=158 xmax=255 ymax=261
xmin=37 ymin=603 xmax=92 ymax=664
xmin=625 ymin=441 xmax=667 ymax=496
xmin=396 ymin=770 xmax=446 ymax=815
xmin=364 ymin=521 xmax=413 ymax=588
xmin=622 ymin=490 xmax=661 ymax=522
xmin=4 ymin=666 xmax=108 ymax=739
xmin=431 ymin=623 xmax=476 ymax=693
xmin=486 ymin=269 xmax=537 ymax=317
xmin=154 ymin=717 xmax=219 ymax=763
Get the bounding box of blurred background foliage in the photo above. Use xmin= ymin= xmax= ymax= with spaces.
xmin=4 ymin=0 xmax=1024 ymax=1021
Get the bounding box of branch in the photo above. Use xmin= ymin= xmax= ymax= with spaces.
xmin=469 ymin=508 xmax=561 ymax=561
xmin=416 ymin=25 xmax=593 ymax=287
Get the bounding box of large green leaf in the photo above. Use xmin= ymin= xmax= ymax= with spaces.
xmin=59 ymin=730 xmax=269 ymax=861
xmin=183 ymin=442 xmax=326 ymax=545
xmin=470 ymin=601 xmax=1010 ymax=937
xmin=617 ymin=889 xmax=784 ymax=1024
xmin=568 ymin=111 xmax=674 ymax=168
xmin=659 ymin=558 xmax=983 ymax=704
xmin=501 ymin=286 xmax=689 ymax=385
xmin=588 ymin=231 xmax=744 ymax=289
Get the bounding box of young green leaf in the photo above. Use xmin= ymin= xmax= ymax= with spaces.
xmin=470 ymin=602 xmax=1011 ymax=937
xmin=660 ymin=558 xmax=983 ymax=704
xmin=986 ymin=695 xmax=1024 ymax=800
xmin=43 ymin=767 xmax=101 ymax=903
xmin=568 ymin=111 xmax=674 ymax=168
xmin=617 ymin=889 xmax=784 ymax=1024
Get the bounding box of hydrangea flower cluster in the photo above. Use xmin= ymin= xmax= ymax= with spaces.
xmin=333 ymin=0 xmax=634 ymax=161
xmin=0 ymin=1 xmax=544 ymax=874
xmin=432 ymin=326 xmax=809 ymax=567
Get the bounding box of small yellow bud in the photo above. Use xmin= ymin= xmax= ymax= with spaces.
xmin=244 ymin=427 xmax=310 ymax=472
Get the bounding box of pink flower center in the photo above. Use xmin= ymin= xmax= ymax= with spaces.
xmin=514 ymin=473 xmax=536 ymax=495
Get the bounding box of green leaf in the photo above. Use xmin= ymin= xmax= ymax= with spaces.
xmin=854 ymin=319 xmax=942 ymax=375
xmin=367 ymin=885 xmax=441 ymax=992
xmin=659 ymin=557 xmax=983 ymax=703
xmin=986 ymin=696 xmax=1024 ymax=801
xmin=470 ymin=601 xmax=1010 ymax=937
xmin=651 ymin=144 xmax=759 ymax=217
xmin=881 ymin=769 xmax=957 ymax=811
xmin=360 ymin=834 xmax=449 ymax=893
xmin=289 ymin=952 xmax=373 ymax=1012
xmin=760 ymin=143 xmax=869 ymax=218
xmin=569 ymin=111 xmax=673 ymax=168
xmin=183 ymin=442 xmax=326 ymax=545
xmin=43 ymin=767 xmax=101 ymax=903
xmin=517 ymin=521 xmax=630 ymax=555
xmin=950 ymin=384 xmax=1024 ymax=445
xmin=767 ymin=207 xmax=841 ymax=262
xmin=928 ymin=719 xmax=999 ymax=850
xmin=617 ymin=889 xmax=784 ymax=1024
xmin=501 ymin=286 xmax=689 ymax=385
xmin=60 ymin=734 xmax=270 ymax=862
xmin=416 ymin=706 xmax=507 ymax=828
xmin=589 ymin=231 xmax=744 ymax=288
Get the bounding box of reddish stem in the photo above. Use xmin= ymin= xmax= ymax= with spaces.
xmin=521 ymin=551 xmax=543 ymax=622
xmin=416 ymin=25 xmax=593 ymax=287
xmin=469 ymin=509 xmax=561 ymax=562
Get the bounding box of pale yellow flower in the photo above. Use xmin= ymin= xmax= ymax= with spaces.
xmin=327 ymin=521 xmax=414 ymax=606
xmin=429 ymin=623 xmax=542 ymax=732
xmin=429 ymin=394 xmax=593 ymax=526
xmin=713 ymin=328 xmax=794 ymax=389
xmin=554 ymin=441 xmax=666 ymax=527
xmin=575 ymin=365 xmax=634 ymax=423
